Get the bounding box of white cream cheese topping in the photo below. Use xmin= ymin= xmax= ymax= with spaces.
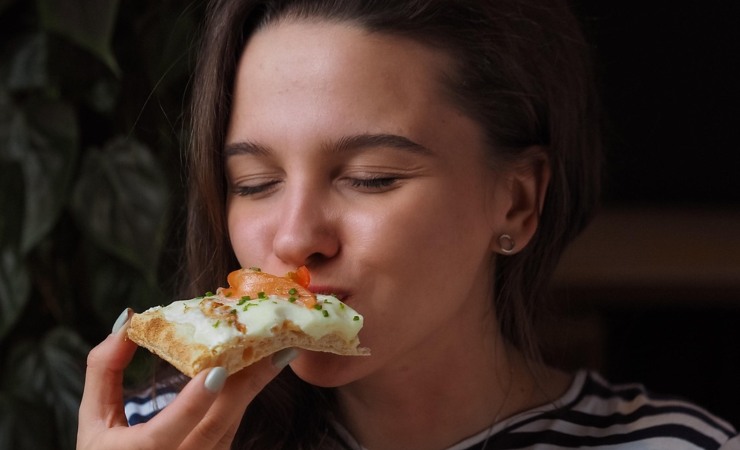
xmin=147 ymin=294 xmax=363 ymax=348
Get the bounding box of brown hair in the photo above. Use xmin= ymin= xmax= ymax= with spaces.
xmin=184 ymin=0 xmax=602 ymax=447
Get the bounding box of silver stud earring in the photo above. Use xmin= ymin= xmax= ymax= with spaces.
xmin=498 ymin=234 xmax=515 ymax=254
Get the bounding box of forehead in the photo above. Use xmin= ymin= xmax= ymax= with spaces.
xmin=227 ymin=19 xmax=484 ymax=160
xmin=235 ymin=19 xmax=458 ymax=113
xmin=244 ymin=18 xmax=454 ymax=81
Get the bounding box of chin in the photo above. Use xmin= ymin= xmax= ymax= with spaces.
xmin=289 ymin=351 xmax=366 ymax=387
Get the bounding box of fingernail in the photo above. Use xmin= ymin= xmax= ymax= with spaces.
xmin=112 ymin=308 xmax=133 ymax=334
xmin=271 ymin=348 xmax=299 ymax=370
xmin=204 ymin=367 xmax=228 ymax=393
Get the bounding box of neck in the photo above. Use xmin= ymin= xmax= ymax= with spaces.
xmin=334 ymin=318 xmax=563 ymax=450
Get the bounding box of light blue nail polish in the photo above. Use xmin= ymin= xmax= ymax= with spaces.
xmin=112 ymin=308 xmax=132 ymax=334
xmin=271 ymin=348 xmax=299 ymax=370
xmin=204 ymin=367 xmax=228 ymax=393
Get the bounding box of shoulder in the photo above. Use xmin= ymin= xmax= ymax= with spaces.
xmin=572 ymin=371 xmax=737 ymax=448
xmin=490 ymin=370 xmax=739 ymax=449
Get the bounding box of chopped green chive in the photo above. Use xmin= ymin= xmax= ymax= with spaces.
xmin=237 ymin=296 xmax=251 ymax=305
xmin=288 ymin=288 xmax=297 ymax=295
xmin=205 ymin=291 xmax=214 ymax=297
xmin=289 ymin=297 xmax=297 ymax=303
xmin=322 ymin=310 xmax=329 ymax=318
xmin=258 ymin=291 xmax=266 ymax=299
xmin=213 ymin=320 xmax=221 ymax=328
xmin=353 ymin=316 xmax=360 ymax=321
xmin=313 ymin=304 xmax=323 ymax=311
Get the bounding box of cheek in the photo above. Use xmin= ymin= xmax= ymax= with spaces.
xmin=227 ymin=203 xmax=272 ymax=266
xmin=348 ymin=181 xmax=497 ymax=311
xmin=377 ymin=183 xmax=494 ymax=262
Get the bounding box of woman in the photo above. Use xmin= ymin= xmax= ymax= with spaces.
xmin=77 ymin=0 xmax=739 ymax=449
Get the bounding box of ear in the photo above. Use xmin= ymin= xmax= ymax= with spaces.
xmin=492 ymin=146 xmax=550 ymax=254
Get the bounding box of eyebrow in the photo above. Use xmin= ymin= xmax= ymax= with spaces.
xmin=223 ymin=133 xmax=433 ymax=158
xmin=332 ymin=133 xmax=433 ymax=156
xmin=223 ymin=141 xmax=272 ymax=158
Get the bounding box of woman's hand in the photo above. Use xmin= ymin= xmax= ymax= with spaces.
xmin=77 ymin=308 xmax=296 ymax=450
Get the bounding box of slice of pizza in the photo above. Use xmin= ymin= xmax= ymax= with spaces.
xmin=127 ymin=266 xmax=368 ymax=377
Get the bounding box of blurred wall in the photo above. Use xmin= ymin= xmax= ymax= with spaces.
xmin=547 ymin=1 xmax=740 ymax=428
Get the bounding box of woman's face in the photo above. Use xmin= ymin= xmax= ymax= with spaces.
xmin=225 ymin=20 xmax=514 ymax=386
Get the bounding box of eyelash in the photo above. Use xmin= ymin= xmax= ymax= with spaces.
xmin=231 ymin=176 xmax=400 ymax=197
xmin=349 ymin=176 xmax=398 ymax=191
xmin=232 ymin=180 xmax=280 ymax=197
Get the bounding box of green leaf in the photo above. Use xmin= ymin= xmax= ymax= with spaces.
xmin=0 ymin=32 xmax=48 ymax=92
xmin=138 ymin=3 xmax=201 ymax=92
xmin=5 ymin=327 xmax=89 ymax=450
xmin=0 ymin=160 xmax=24 ymax=248
xmin=0 ymin=390 xmax=55 ymax=450
xmin=0 ymin=87 xmax=13 ymax=154
xmin=85 ymin=243 xmax=164 ymax=324
xmin=0 ymin=160 xmax=28 ymax=339
xmin=0 ymin=249 xmax=30 ymax=341
xmin=71 ymin=137 xmax=170 ymax=277
xmin=36 ymin=0 xmax=121 ymax=75
xmin=85 ymin=77 xmax=119 ymax=114
xmin=0 ymin=94 xmax=79 ymax=253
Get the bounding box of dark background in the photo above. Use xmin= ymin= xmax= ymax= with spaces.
xmin=561 ymin=1 xmax=740 ymax=428
xmin=578 ymin=2 xmax=740 ymax=206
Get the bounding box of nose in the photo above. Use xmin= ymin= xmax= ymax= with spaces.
xmin=272 ymin=187 xmax=340 ymax=268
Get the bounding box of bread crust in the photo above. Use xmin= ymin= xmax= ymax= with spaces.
xmin=127 ymin=307 xmax=368 ymax=378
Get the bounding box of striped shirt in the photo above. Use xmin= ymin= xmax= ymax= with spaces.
xmin=124 ymin=380 xmax=182 ymax=426
xmin=453 ymin=371 xmax=739 ymax=450
xmin=124 ymin=370 xmax=739 ymax=449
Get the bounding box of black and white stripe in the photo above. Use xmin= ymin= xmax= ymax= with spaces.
xmin=462 ymin=371 xmax=739 ymax=449
xmin=123 ymin=370 xmax=739 ymax=448
xmin=124 ymin=384 xmax=179 ymax=426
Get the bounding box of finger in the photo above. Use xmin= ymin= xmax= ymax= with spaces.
xmin=79 ymin=308 xmax=137 ymax=427
xmin=78 ymin=308 xmax=138 ymax=450
xmin=80 ymin=367 xmax=227 ymax=450
xmin=138 ymin=366 xmax=228 ymax=448
xmin=77 ymin=367 xmax=220 ymax=449
xmin=180 ymin=349 xmax=298 ymax=450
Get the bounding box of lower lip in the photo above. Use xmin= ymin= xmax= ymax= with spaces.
xmin=310 ymin=286 xmax=349 ymax=301
xmin=316 ymin=292 xmax=349 ymax=303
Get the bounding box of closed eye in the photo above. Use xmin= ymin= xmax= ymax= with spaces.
xmin=348 ymin=176 xmax=399 ymax=192
xmin=231 ymin=180 xmax=281 ymax=197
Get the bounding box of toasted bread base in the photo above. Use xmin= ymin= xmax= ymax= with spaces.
xmin=127 ymin=309 xmax=369 ymax=377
